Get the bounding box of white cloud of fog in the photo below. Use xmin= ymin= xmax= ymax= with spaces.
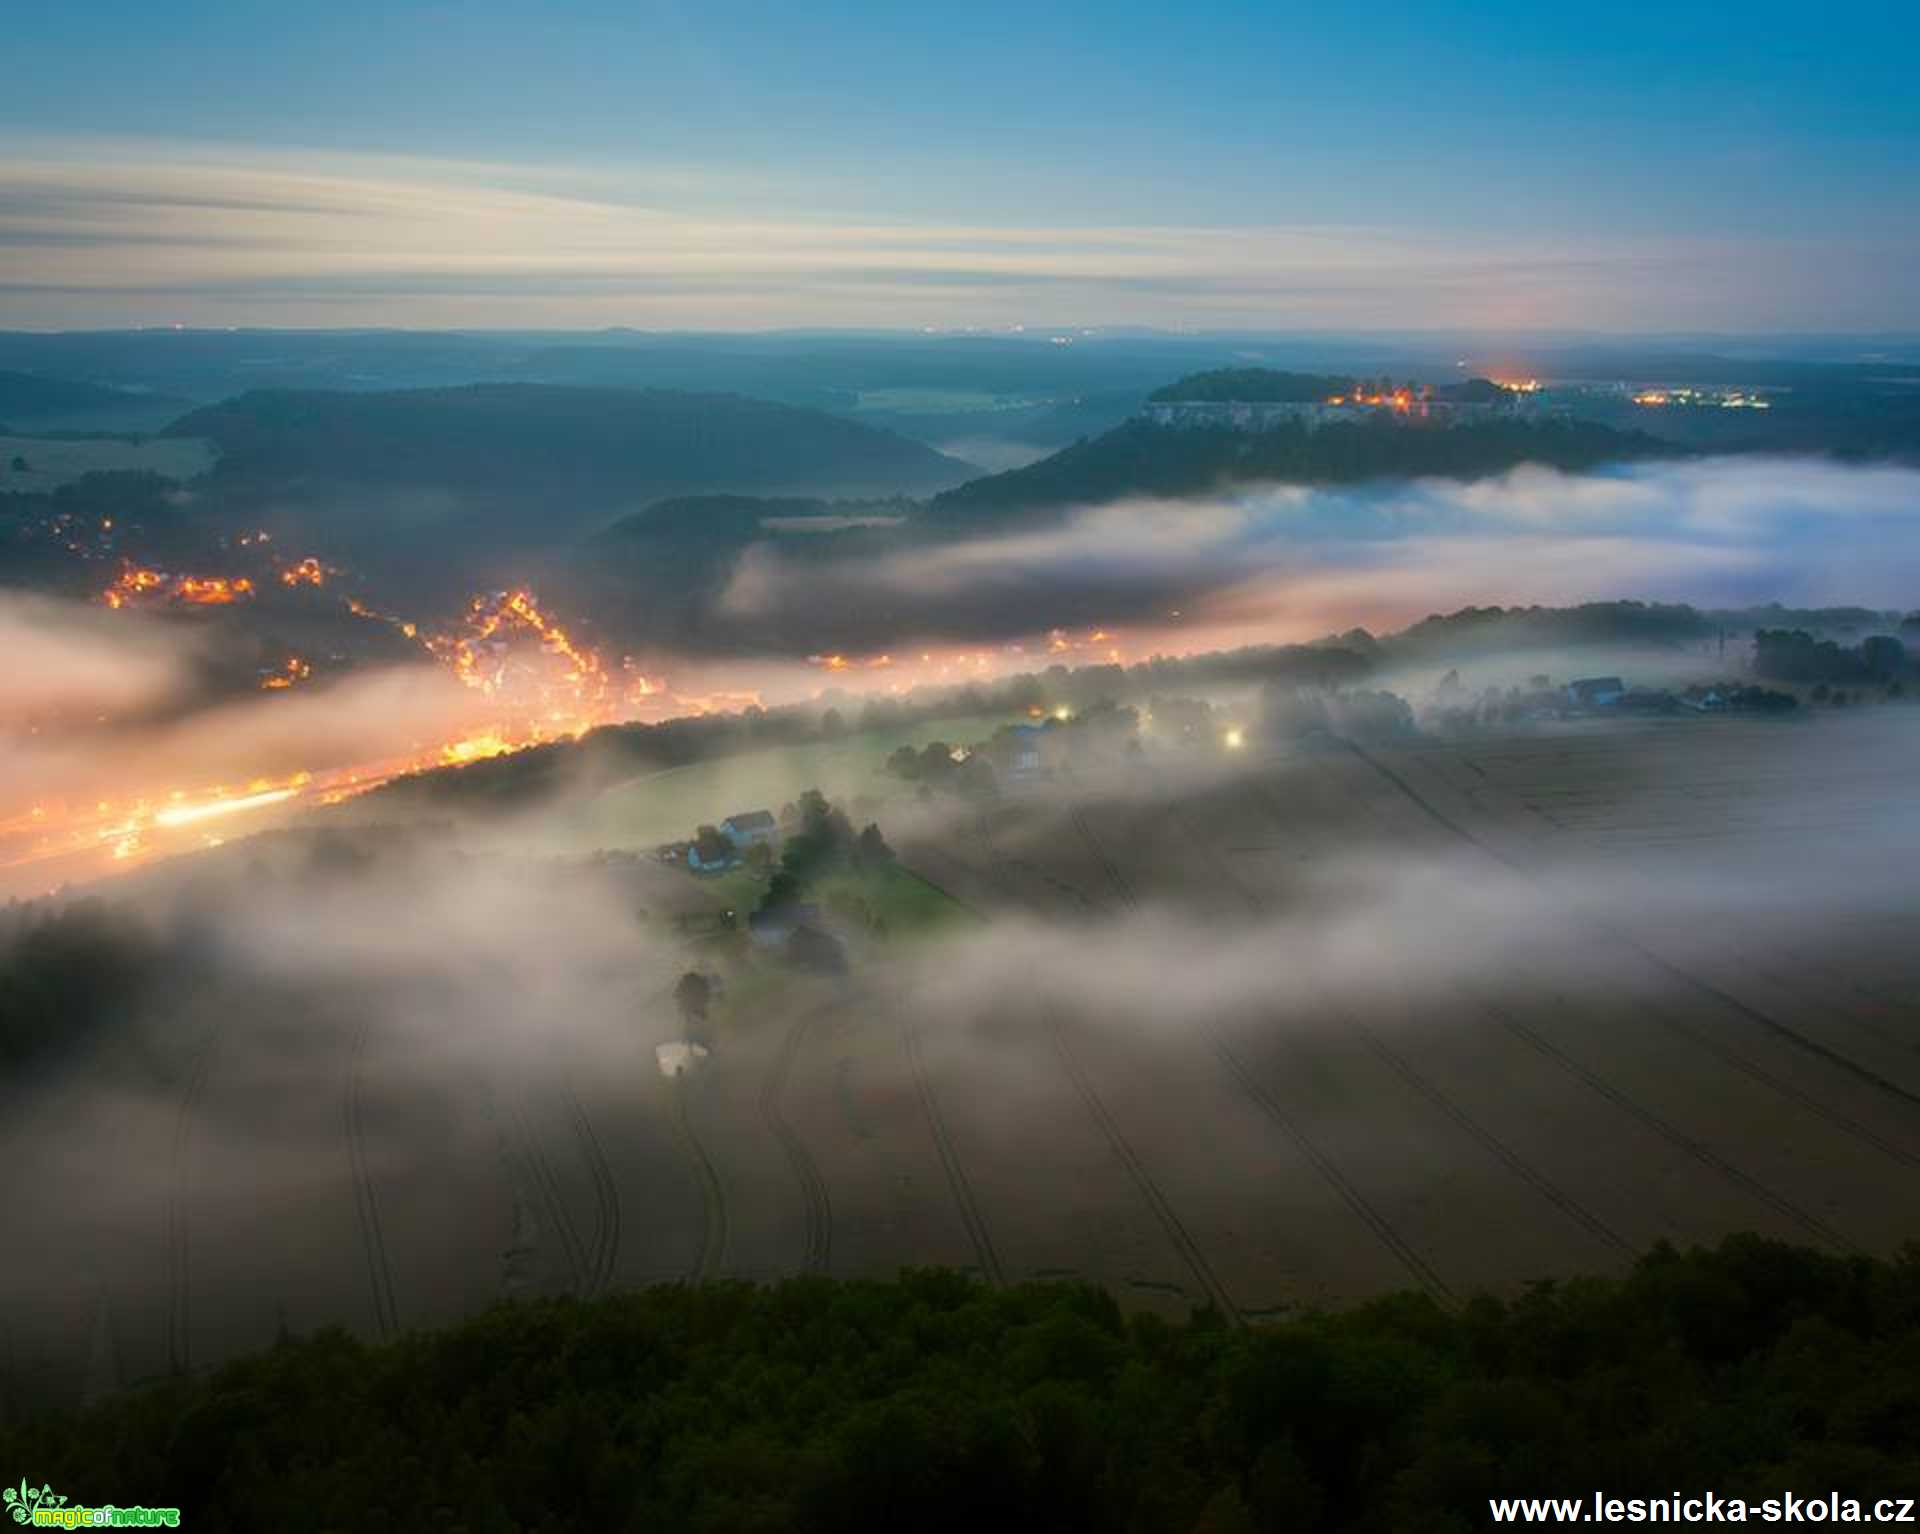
xmin=0 ymin=590 xmax=199 ymax=720
xmin=720 ymin=456 xmax=1920 ymax=650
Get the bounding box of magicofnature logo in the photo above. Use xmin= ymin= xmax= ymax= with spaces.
xmin=3 ymin=1483 xmax=64 ymax=1525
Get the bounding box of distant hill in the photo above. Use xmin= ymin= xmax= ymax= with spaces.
xmin=0 ymin=370 xmax=188 ymax=427
xmin=1148 ymin=367 xmax=1354 ymax=403
xmin=168 ymin=384 xmax=973 ymax=501
xmin=154 ymin=385 xmax=973 ymax=594
xmin=932 ymin=413 xmax=1674 ymax=522
xmin=567 ymin=493 xmax=920 ymax=649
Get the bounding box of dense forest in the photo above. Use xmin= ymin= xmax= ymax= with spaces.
xmin=0 ymin=897 xmax=165 ymax=1071
xmin=0 ymin=369 xmax=179 ymax=423
xmin=4 ymin=1236 xmax=1917 ymax=1531
xmin=1752 ymin=628 xmax=1910 ymax=685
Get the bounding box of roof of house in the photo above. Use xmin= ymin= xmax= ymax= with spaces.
xmin=724 ymin=809 xmax=777 ymax=831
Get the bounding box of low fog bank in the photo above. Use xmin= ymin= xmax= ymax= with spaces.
xmin=4 ymin=695 xmax=1917 ymax=1392
xmin=713 ymin=456 xmax=1920 ymax=654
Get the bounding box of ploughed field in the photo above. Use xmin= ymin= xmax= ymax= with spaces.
xmin=5 ymin=711 xmax=1917 ymax=1407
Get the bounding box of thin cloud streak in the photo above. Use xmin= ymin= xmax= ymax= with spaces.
xmin=2 ymin=140 xmax=1909 ymax=329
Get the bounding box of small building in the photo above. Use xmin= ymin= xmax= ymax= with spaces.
xmin=686 ymin=841 xmax=739 ymax=873
xmin=1007 ymin=723 xmax=1046 ymax=776
xmin=991 ymin=721 xmax=1070 ymax=782
xmin=1566 ymin=676 xmax=1626 ymax=711
xmin=721 ymin=810 xmax=779 ymax=849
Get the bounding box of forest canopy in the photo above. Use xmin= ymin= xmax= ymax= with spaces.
xmin=5 ymin=1235 xmax=1918 ymax=1532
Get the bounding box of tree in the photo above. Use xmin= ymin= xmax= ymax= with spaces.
xmin=692 ymin=824 xmax=733 ymax=865
xmin=885 ymin=745 xmax=922 ymax=782
xmin=855 ymin=823 xmax=894 ymax=867
xmin=673 ymin=971 xmax=711 ymax=1030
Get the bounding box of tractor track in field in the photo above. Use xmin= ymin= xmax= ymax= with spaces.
xmin=345 ymin=1015 xmax=401 ymax=1341
xmin=1043 ymin=1006 xmax=1242 ymax=1322
xmin=556 ymin=1072 xmax=622 ymax=1297
xmin=1347 ymin=1019 xmax=1634 ymax=1257
xmin=902 ymin=1020 xmax=1002 ymax=1284
xmin=672 ymin=1079 xmax=731 ymax=1281
xmin=762 ymin=1008 xmax=833 ymax=1274
xmin=1341 ymin=740 xmax=1920 ymax=1122
xmin=1076 ymin=795 xmax=1454 ymax=1307
xmin=990 ymin=805 xmax=1246 ymax=1309
xmin=164 ymin=1029 xmax=219 ymax=1374
xmin=1309 ymin=749 xmax=1870 ymax=1253
xmin=508 ymin=1091 xmax=590 ymax=1297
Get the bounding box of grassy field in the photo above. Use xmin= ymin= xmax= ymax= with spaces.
xmin=0 ymin=433 xmax=215 ymax=490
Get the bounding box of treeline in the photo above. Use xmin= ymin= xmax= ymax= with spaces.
xmin=1753 ymin=628 xmax=1909 ymax=686
xmin=930 ymin=416 xmax=1673 ymax=522
xmin=371 ymin=598 xmax=1875 ymax=814
xmin=0 ymin=897 xmax=163 ymax=1071
xmin=1385 ymin=600 xmax=1717 ymax=655
xmin=6 ymin=1236 xmax=1919 ymax=1531
xmin=368 ymin=643 xmax=1374 ymax=811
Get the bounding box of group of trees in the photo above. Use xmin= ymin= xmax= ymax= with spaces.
xmin=8 ymin=1234 xmax=1919 ymax=1531
xmin=760 ymin=789 xmax=893 ymax=918
xmin=883 ymin=740 xmax=997 ymax=797
xmin=0 ymin=897 xmax=162 ymax=1071
xmin=1753 ymin=628 xmax=1909 ymax=686
xmin=1263 ymin=686 xmax=1415 ymax=745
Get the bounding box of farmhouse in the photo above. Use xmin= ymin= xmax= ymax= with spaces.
xmin=722 ymin=810 xmax=779 ymax=849
xmin=687 ymin=840 xmax=738 ymax=873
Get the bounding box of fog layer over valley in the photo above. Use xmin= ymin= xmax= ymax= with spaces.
xmin=6 ymin=676 xmax=1919 ymax=1401
xmin=9 ymin=452 xmax=1919 ymax=896
xmin=6 ymin=369 xmax=1920 ymax=1409
xmin=711 ymin=456 xmax=1920 ymax=653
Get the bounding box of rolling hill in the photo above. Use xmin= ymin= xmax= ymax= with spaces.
xmin=930 ymin=412 xmax=1674 ymax=523
xmin=153 ymin=385 xmax=974 ymax=595
xmin=0 ymin=370 xmax=190 ymax=429
xmin=167 ymin=383 xmax=973 ymax=501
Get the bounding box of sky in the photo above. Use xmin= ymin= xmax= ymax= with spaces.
xmin=2 ymin=0 xmax=1915 ymax=331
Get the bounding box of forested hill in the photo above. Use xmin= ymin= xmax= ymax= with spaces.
xmin=0 ymin=370 xmax=189 ymax=424
xmin=165 ymin=384 xmax=975 ymax=500
xmin=931 ymin=413 xmax=1673 ymax=523
xmin=6 ymin=1237 xmax=1918 ymax=1530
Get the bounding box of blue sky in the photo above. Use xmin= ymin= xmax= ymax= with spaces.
xmin=2 ymin=0 xmax=1914 ymax=329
